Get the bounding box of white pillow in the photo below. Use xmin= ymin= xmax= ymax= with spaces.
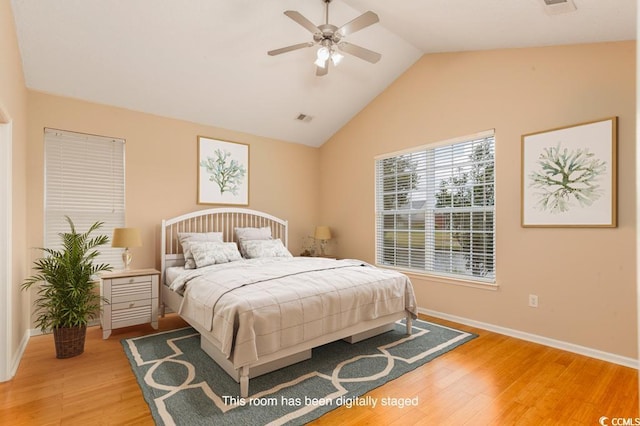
xmin=241 ymin=239 xmax=292 ymax=259
xmin=235 ymin=227 xmax=272 ymax=256
xmin=190 ymin=241 xmax=242 ymax=268
xmin=234 ymin=226 xmax=272 ymax=242
xmin=178 ymin=232 xmax=223 ymax=269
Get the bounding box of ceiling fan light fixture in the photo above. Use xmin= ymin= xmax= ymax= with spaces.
xmin=315 ymin=45 xmax=331 ymax=68
xmin=317 ymin=46 xmax=330 ymax=61
xmin=331 ymin=50 xmax=343 ymax=65
xmin=314 ymin=57 xmax=327 ymax=68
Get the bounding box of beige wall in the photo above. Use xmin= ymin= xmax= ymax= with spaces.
xmin=320 ymin=42 xmax=637 ymax=358
xmin=26 ymin=92 xmax=321 ymax=270
xmin=0 ymin=0 xmax=29 ymax=369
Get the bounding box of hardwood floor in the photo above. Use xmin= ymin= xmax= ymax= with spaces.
xmin=0 ymin=314 xmax=637 ymax=425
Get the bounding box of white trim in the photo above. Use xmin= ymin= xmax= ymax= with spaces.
xmin=0 ymin=118 xmax=12 ymax=382
xmin=420 ymin=307 xmax=639 ymax=370
xmin=28 ymin=319 xmax=100 ymax=338
xmin=374 ymin=128 xmax=495 ymax=160
xmin=44 ymin=127 xmax=125 ymax=145
xmin=636 ymin=6 xmax=640 ymax=401
xmin=388 ymin=268 xmax=499 ymax=290
xmin=9 ymin=331 xmax=29 ymax=378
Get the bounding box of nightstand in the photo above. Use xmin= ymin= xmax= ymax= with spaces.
xmin=100 ymin=268 xmax=160 ymax=339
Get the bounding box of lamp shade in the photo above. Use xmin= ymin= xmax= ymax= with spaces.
xmin=314 ymin=226 xmax=332 ymax=241
xmin=111 ymin=228 xmax=142 ymax=248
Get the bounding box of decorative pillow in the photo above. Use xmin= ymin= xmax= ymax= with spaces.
xmin=235 ymin=226 xmax=272 ymax=256
xmin=178 ymin=232 xmax=223 ymax=269
xmin=234 ymin=226 xmax=272 ymax=242
xmin=190 ymin=241 xmax=242 ymax=268
xmin=240 ymin=239 xmax=292 ymax=259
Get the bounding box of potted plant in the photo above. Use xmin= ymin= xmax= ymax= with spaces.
xmin=22 ymin=216 xmax=112 ymax=358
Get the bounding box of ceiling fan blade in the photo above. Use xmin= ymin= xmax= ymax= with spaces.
xmin=337 ymin=42 xmax=381 ymax=64
xmin=337 ymin=11 xmax=379 ymax=37
xmin=316 ymin=63 xmax=329 ymax=77
xmin=284 ymin=10 xmax=321 ymax=35
xmin=268 ymin=42 xmax=314 ymax=56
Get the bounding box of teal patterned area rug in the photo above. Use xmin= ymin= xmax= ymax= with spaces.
xmin=122 ymin=319 xmax=476 ymax=426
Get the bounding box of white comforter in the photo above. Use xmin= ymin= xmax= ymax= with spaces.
xmin=170 ymin=257 xmax=417 ymax=368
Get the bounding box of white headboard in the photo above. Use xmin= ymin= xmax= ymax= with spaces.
xmin=160 ymin=208 xmax=288 ymax=281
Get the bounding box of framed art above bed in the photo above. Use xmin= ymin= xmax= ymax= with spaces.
xmin=198 ymin=136 xmax=249 ymax=205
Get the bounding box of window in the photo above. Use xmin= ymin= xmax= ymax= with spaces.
xmin=375 ymin=131 xmax=495 ymax=284
xmin=44 ymin=128 xmax=125 ymax=267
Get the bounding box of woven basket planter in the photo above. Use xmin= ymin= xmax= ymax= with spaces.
xmin=53 ymin=325 xmax=87 ymax=359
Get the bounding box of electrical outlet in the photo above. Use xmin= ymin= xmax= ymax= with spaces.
xmin=528 ymin=294 xmax=539 ymax=308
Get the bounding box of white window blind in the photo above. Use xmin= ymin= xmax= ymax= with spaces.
xmin=44 ymin=128 xmax=125 ymax=268
xmin=375 ymin=131 xmax=496 ymax=284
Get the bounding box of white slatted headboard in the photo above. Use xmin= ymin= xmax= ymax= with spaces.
xmin=160 ymin=208 xmax=288 ymax=283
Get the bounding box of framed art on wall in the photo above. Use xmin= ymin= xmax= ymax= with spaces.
xmin=521 ymin=117 xmax=617 ymax=228
xmin=198 ymin=136 xmax=249 ymax=205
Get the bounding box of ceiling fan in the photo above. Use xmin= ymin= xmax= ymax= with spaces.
xmin=267 ymin=0 xmax=381 ymax=77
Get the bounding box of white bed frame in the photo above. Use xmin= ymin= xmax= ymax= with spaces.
xmin=160 ymin=208 xmax=412 ymax=398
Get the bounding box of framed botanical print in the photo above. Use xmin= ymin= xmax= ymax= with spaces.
xmin=198 ymin=136 xmax=249 ymax=205
xmin=521 ymin=117 xmax=617 ymax=227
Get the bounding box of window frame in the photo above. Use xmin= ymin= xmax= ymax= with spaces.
xmin=374 ymin=130 xmax=496 ymax=286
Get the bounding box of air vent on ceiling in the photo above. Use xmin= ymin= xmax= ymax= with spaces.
xmin=540 ymin=0 xmax=577 ymax=15
xmin=295 ymin=113 xmax=313 ymax=123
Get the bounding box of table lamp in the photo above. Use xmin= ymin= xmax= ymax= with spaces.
xmin=314 ymin=226 xmax=332 ymax=257
xmin=111 ymin=227 xmax=142 ymax=269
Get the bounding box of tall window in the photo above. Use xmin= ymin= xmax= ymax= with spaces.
xmin=44 ymin=128 xmax=125 ymax=267
xmin=375 ymin=131 xmax=495 ymax=284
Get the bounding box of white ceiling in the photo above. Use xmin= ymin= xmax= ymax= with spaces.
xmin=11 ymin=0 xmax=636 ymax=147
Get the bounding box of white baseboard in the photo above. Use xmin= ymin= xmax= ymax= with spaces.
xmin=29 ymin=319 xmax=100 ymax=337
xmin=9 ymin=330 xmax=30 ymax=378
xmin=420 ymin=308 xmax=639 ymax=370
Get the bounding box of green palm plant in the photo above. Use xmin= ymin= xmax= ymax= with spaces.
xmin=22 ymin=216 xmax=112 ymax=338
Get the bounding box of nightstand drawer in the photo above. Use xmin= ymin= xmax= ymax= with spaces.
xmin=112 ymin=304 xmax=153 ymax=329
xmin=110 ymin=280 xmax=152 ymax=304
xmin=112 ymin=275 xmax=152 ymax=286
xmin=112 ymin=298 xmax=152 ymax=312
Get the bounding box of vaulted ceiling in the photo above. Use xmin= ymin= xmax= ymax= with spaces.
xmin=11 ymin=0 xmax=636 ymax=147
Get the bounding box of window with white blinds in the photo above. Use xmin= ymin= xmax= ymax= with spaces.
xmin=44 ymin=128 xmax=125 ymax=268
xmin=375 ymin=131 xmax=495 ymax=284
